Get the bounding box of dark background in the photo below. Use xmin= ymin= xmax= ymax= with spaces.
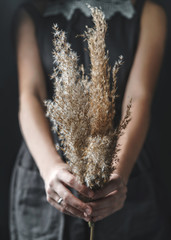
xmin=0 ymin=0 xmax=171 ymax=239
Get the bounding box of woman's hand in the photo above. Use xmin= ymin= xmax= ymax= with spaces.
xmin=87 ymin=173 xmax=127 ymax=222
xmin=44 ymin=162 xmax=94 ymax=221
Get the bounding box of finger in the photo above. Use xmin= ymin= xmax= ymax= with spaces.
xmin=93 ymin=181 xmax=119 ymax=200
xmin=47 ymin=189 xmax=86 ymax=219
xmin=57 ymin=169 xmax=94 ymax=198
xmin=54 ymin=182 xmax=92 ymax=215
xmin=91 ymin=207 xmax=113 ymax=217
xmin=47 ymin=196 xmax=89 ymax=220
xmin=47 ymin=195 xmax=63 ymax=212
xmin=93 ymin=176 xmax=126 ymax=200
xmin=88 ymin=194 xmax=116 ymax=211
xmin=47 ymin=185 xmax=91 ymax=215
xmin=90 ymin=202 xmax=124 ymax=217
xmin=105 ymin=185 xmax=127 ymax=199
xmin=46 ymin=187 xmax=59 ymax=202
xmin=88 ymin=192 xmax=126 ymax=216
xmin=92 ymin=203 xmax=124 ymax=222
xmin=92 ymin=202 xmax=125 ymax=222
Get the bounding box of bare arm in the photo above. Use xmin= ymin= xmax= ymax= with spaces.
xmin=17 ymin=11 xmax=60 ymax=180
xmin=16 ymin=10 xmax=93 ymax=220
xmin=88 ymin=0 xmax=167 ymax=222
xmin=115 ymin=0 xmax=167 ymax=184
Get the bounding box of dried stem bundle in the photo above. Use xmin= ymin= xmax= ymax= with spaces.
xmin=45 ymin=6 xmax=132 ymax=191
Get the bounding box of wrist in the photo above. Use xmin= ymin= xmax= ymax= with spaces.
xmin=39 ymin=154 xmax=64 ymax=182
xmin=113 ymin=161 xmax=134 ymax=186
xmin=112 ymin=154 xmax=137 ymax=186
xmin=113 ymin=168 xmax=129 ymax=186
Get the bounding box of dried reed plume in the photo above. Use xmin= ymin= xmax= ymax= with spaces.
xmin=45 ymin=5 xmax=132 ymax=190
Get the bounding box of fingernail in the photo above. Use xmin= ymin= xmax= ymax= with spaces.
xmin=84 ymin=212 xmax=88 ymax=217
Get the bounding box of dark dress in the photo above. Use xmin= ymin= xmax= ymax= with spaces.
xmin=10 ymin=0 xmax=171 ymax=239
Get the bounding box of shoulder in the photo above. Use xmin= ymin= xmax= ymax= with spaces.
xmin=14 ymin=0 xmax=46 ymax=25
xmin=141 ymin=0 xmax=167 ymax=32
xmin=14 ymin=3 xmax=35 ymax=30
xmin=15 ymin=8 xmax=35 ymax=38
xmin=138 ymin=0 xmax=167 ymax=50
xmin=13 ymin=2 xmax=42 ymax=51
xmin=12 ymin=5 xmax=35 ymax=52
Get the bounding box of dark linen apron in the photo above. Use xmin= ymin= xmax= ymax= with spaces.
xmin=10 ymin=0 xmax=171 ymax=239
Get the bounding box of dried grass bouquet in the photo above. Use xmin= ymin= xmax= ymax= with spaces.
xmin=45 ymin=5 xmax=132 ymax=191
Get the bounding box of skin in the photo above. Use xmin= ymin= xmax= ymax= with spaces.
xmin=16 ymin=0 xmax=167 ymax=223
xmin=87 ymin=0 xmax=167 ymax=222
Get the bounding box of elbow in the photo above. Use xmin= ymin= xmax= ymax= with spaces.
xmin=18 ymin=92 xmax=38 ymax=126
xmin=18 ymin=102 xmax=24 ymax=134
xmin=122 ymin=94 xmax=152 ymax=122
xmin=126 ymin=93 xmax=153 ymax=111
xmin=18 ymin=101 xmax=26 ymax=128
xmin=18 ymin=93 xmax=28 ymax=128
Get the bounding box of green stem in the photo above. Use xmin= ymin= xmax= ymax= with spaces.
xmin=88 ymin=221 xmax=94 ymax=240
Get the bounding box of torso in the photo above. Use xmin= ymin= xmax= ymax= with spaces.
xmin=11 ymin=2 xmax=171 ymax=240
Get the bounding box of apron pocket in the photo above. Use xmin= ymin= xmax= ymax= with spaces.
xmin=14 ymin=165 xmax=60 ymax=238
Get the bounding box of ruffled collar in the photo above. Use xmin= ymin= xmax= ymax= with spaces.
xmin=43 ymin=0 xmax=135 ymax=19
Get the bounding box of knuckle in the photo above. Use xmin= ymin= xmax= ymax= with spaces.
xmin=64 ymin=205 xmax=69 ymax=212
xmin=78 ymin=185 xmax=85 ymax=193
xmin=49 ymin=180 xmax=54 ymax=188
xmin=68 ymin=177 xmax=75 ymax=186
xmin=75 ymin=202 xmax=85 ymax=212
xmin=62 ymin=202 xmax=67 ymax=209
xmin=115 ymin=174 xmax=121 ymax=183
xmin=63 ymin=192 xmax=69 ymax=202
xmin=55 ymin=171 xmax=61 ymax=180
xmin=79 ymin=204 xmax=85 ymax=211
xmin=55 ymin=168 xmax=60 ymax=176
xmin=89 ymin=202 xmax=95 ymax=210
xmin=46 ymin=187 xmax=52 ymax=195
xmin=61 ymin=206 xmax=66 ymax=214
xmin=46 ymin=195 xmax=51 ymax=203
xmin=60 ymin=207 xmax=65 ymax=213
xmin=74 ymin=203 xmax=81 ymax=210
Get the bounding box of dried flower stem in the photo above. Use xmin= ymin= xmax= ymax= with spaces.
xmin=45 ymin=5 xmax=132 ymax=240
xmin=45 ymin=4 xmax=132 ymax=196
xmin=89 ymin=221 xmax=95 ymax=240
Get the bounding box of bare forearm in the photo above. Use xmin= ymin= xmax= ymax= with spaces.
xmin=19 ymin=93 xmax=63 ymax=180
xmin=114 ymin=97 xmax=151 ymax=184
